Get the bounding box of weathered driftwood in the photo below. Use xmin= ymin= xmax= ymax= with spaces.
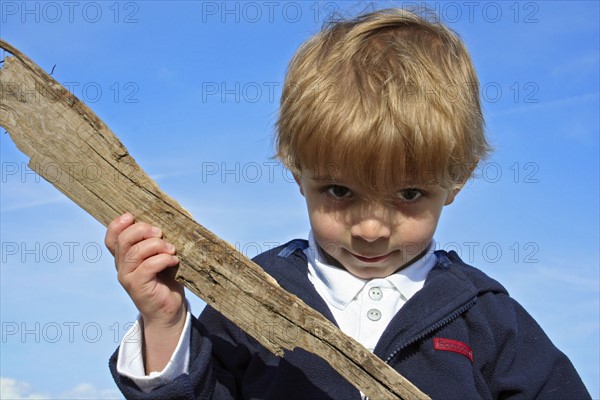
xmin=0 ymin=39 xmax=430 ymax=400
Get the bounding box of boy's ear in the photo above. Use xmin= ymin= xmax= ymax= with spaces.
xmin=444 ymin=161 xmax=478 ymax=205
xmin=444 ymin=187 xmax=461 ymax=206
xmin=293 ymin=174 xmax=305 ymax=196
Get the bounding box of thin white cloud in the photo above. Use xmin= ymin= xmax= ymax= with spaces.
xmin=551 ymin=52 xmax=600 ymax=79
xmin=0 ymin=377 xmax=49 ymax=400
xmin=490 ymin=92 xmax=599 ymax=117
xmin=502 ymin=260 xmax=599 ymax=296
xmin=58 ymin=383 xmax=121 ymax=399
xmin=533 ymin=265 xmax=600 ymax=292
xmin=0 ymin=377 xmax=121 ymax=400
xmin=0 ymin=197 xmax=67 ymax=213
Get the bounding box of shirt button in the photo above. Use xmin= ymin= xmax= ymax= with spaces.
xmin=367 ymin=309 xmax=382 ymax=321
xmin=369 ymin=287 xmax=383 ymax=301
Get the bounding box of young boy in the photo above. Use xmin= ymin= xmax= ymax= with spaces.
xmin=104 ymin=8 xmax=590 ymax=399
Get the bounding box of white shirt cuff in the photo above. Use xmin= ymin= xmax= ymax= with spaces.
xmin=116 ymin=304 xmax=192 ymax=393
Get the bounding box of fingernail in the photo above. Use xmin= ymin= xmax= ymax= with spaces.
xmin=119 ymin=212 xmax=133 ymax=223
xmin=167 ymin=243 xmax=176 ymax=252
xmin=151 ymin=226 xmax=162 ymax=236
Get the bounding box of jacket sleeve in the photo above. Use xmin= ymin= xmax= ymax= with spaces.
xmin=109 ymin=306 xmax=250 ymax=400
xmin=483 ymin=296 xmax=591 ymax=399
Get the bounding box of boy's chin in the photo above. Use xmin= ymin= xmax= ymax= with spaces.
xmin=343 ymin=265 xmax=399 ymax=280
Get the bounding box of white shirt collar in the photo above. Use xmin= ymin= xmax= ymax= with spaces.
xmin=306 ymin=232 xmax=436 ymax=310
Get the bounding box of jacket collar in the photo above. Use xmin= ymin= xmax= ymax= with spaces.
xmin=373 ymin=251 xmax=508 ymax=360
xmin=262 ymin=240 xmax=508 ymax=362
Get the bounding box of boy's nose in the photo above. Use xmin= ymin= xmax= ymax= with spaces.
xmin=350 ymin=218 xmax=391 ymax=242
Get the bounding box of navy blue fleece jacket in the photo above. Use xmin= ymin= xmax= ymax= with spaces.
xmin=109 ymin=239 xmax=590 ymax=399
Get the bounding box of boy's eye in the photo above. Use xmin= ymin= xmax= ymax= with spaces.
xmin=325 ymin=185 xmax=352 ymax=199
xmin=397 ymin=188 xmax=423 ymax=202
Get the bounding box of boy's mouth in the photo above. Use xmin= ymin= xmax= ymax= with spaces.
xmin=350 ymin=252 xmax=393 ymax=264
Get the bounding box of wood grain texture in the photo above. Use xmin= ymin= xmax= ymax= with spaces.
xmin=0 ymin=39 xmax=430 ymax=400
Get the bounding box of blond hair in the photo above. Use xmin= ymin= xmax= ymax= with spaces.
xmin=276 ymin=8 xmax=490 ymax=190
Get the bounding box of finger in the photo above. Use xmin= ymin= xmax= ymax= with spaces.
xmin=129 ymin=253 xmax=180 ymax=286
xmin=119 ymin=238 xmax=176 ymax=275
xmin=115 ymin=222 xmax=164 ymax=266
xmin=105 ymin=212 xmax=135 ymax=256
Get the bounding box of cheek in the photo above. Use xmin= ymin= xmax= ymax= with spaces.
xmin=397 ymin=214 xmax=440 ymax=244
xmin=309 ymin=210 xmax=345 ymax=243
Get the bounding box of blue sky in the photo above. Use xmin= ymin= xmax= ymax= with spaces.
xmin=1 ymin=1 xmax=598 ymax=398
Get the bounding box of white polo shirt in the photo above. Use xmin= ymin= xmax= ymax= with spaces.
xmin=305 ymin=232 xmax=436 ymax=351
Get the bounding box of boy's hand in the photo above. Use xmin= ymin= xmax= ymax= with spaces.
xmin=105 ymin=212 xmax=186 ymax=373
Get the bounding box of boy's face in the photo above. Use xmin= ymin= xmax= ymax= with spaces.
xmin=295 ymin=169 xmax=459 ymax=279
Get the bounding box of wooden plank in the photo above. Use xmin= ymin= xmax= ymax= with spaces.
xmin=0 ymin=39 xmax=430 ymax=400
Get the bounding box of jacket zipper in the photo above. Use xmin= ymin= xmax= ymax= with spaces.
xmin=384 ymin=296 xmax=478 ymax=364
